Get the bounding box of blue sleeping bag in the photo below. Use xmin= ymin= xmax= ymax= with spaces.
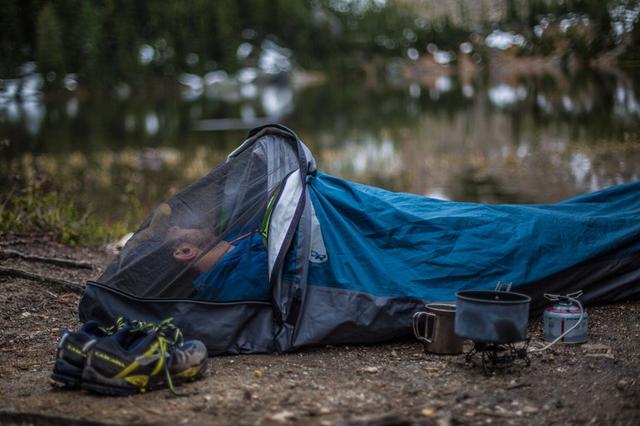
xmin=192 ymin=232 xmax=269 ymax=302
xmin=307 ymin=172 xmax=640 ymax=302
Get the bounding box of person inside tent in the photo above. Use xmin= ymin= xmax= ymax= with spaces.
xmin=166 ymin=225 xmax=270 ymax=302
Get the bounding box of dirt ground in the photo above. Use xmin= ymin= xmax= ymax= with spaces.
xmin=0 ymin=236 xmax=639 ymax=426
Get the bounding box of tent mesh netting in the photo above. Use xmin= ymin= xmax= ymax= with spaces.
xmin=98 ymin=130 xmax=303 ymax=301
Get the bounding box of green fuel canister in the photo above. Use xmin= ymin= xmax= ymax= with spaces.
xmin=543 ymin=300 xmax=588 ymax=344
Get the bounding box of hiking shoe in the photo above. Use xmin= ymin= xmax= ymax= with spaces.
xmin=51 ymin=318 xmax=128 ymax=388
xmin=81 ymin=319 xmax=208 ymax=396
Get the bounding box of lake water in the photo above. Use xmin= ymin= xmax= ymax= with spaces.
xmin=1 ymin=67 xmax=639 ymax=229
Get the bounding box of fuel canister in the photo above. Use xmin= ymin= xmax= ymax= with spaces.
xmin=543 ymin=302 xmax=588 ymax=344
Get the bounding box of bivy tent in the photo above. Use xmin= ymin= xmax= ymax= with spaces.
xmin=79 ymin=125 xmax=640 ymax=355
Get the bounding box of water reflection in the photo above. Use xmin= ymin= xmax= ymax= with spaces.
xmin=488 ymin=84 xmax=527 ymax=107
xmin=1 ymin=67 xmax=640 ymax=226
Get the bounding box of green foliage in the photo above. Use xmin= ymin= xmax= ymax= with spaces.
xmin=0 ymin=183 xmax=127 ymax=246
xmin=2 ymin=0 xmax=430 ymax=84
xmin=3 ymin=1 xmax=639 ymax=88
xmin=77 ymin=1 xmax=102 ymax=79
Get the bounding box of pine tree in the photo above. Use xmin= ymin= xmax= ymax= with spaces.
xmin=78 ymin=1 xmax=102 ymax=82
xmin=36 ymin=2 xmax=65 ymax=86
xmin=0 ymin=0 xmax=24 ymax=77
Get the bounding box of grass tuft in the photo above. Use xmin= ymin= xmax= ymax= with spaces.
xmin=1 ymin=181 xmax=127 ymax=246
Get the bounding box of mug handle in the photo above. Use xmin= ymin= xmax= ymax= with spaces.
xmin=412 ymin=312 xmax=428 ymax=343
xmin=424 ymin=312 xmax=438 ymax=343
xmin=412 ymin=312 xmax=438 ymax=343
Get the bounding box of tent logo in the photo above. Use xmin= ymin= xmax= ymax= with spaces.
xmin=310 ymin=250 xmax=327 ymax=262
xmin=309 ymin=208 xmax=328 ymax=263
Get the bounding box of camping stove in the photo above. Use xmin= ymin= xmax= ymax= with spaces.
xmin=464 ymin=340 xmax=530 ymax=375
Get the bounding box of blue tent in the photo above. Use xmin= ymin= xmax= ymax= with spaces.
xmin=80 ymin=125 xmax=640 ymax=354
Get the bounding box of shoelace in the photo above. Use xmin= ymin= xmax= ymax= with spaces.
xmin=97 ymin=316 xmax=130 ymax=335
xmin=129 ymin=318 xmax=190 ymax=397
xmin=95 ymin=317 xmax=193 ymax=396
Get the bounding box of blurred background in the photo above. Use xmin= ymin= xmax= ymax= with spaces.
xmin=1 ymin=0 xmax=639 ymax=244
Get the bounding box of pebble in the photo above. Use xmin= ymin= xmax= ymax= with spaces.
xmin=254 ymin=370 xmax=263 ymax=378
xmin=582 ymin=343 xmax=612 ymax=353
xmin=362 ymin=366 xmax=379 ymax=373
xmin=421 ymin=407 xmax=436 ymax=418
xmin=266 ymin=410 xmax=295 ymax=423
xmin=616 ymin=378 xmax=630 ymax=391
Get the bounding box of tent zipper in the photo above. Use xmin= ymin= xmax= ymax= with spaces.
xmin=85 ymin=281 xmax=272 ymax=306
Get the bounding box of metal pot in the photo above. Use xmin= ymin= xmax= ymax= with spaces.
xmin=455 ymin=287 xmax=531 ymax=344
xmin=412 ymin=303 xmax=464 ymax=355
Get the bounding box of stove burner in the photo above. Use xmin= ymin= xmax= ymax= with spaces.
xmin=464 ymin=340 xmax=530 ymax=375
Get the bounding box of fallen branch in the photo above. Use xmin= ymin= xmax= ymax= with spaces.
xmin=0 ymin=266 xmax=84 ymax=294
xmin=506 ymin=382 xmax=531 ymax=390
xmin=0 ymin=249 xmax=94 ymax=269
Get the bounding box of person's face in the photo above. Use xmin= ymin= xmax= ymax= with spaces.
xmin=166 ymin=226 xmax=211 ymax=247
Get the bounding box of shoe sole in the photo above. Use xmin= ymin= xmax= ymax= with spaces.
xmin=51 ymin=372 xmax=82 ymax=388
xmin=51 ymin=358 xmax=83 ymax=388
xmin=81 ymin=361 xmax=208 ymax=396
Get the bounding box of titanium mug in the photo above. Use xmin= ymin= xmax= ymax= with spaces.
xmin=412 ymin=303 xmax=464 ymax=355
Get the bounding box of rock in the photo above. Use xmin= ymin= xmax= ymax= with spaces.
xmin=582 ymin=343 xmax=614 ymax=359
xmin=307 ymin=407 xmax=332 ymax=418
xmin=145 ymin=406 xmax=165 ymax=416
xmin=616 ymin=378 xmax=630 ymax=391
xmin=106 ymin=232 xmax=134 ymax=254
xmin=362 ymin=366 xmax=379 ymax=374
xmin=266 ymin=410 xmax=295 ymax=423
xmin=421 ymin=407 xmax=436 ymax=418
xmin=254 ymin=369 xmax=263 ymax=378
